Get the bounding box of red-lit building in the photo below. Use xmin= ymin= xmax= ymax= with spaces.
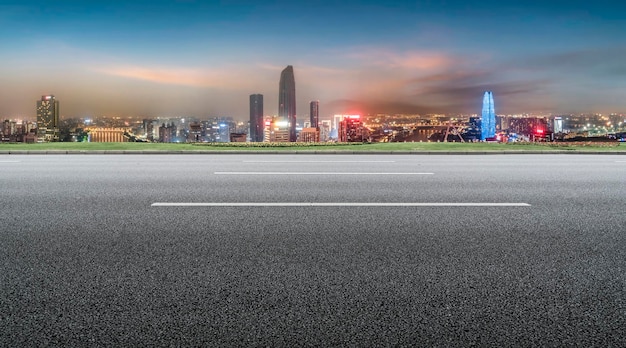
xmin=507 ymin=117 xmax=552 ymax=141
xmin=339 ymin=115 xmax=364 ymax=142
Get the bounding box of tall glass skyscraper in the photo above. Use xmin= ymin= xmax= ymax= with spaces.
xmin=249 ymin=94 xmax=264 ymax=142
xmin=481 ymin=91 xmax=496 ymax=140
xmin=36 ymin=95 xmax=59 ymax=142
xmin=279 ymin=65 xmax=296 ymax=142
xmin=310 ymin=100 xmax=319 ymax=128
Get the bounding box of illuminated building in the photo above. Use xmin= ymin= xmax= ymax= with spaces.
xmin=310 ymin=100 xmax=319 ymax=128
xmin=320 ymin=120 xmax=332 ymax=142
xmin=249 ymin=94 xmax=264 ymax=142
xmin=278 ymin=65 xmax=296 ymax=142
xmin=217 ymin=122 xmax=230 ymax=142
xmin=143 ymin=119 xmax=157 ymax=141
xmin=158 ymin=123 xmax=177 ymax=143
xmin=263 ymin=118 xmax=272 ymax=142
xmin=339 ymin=115 xmax=363 ymax=142
xmin=2 ymin=119 xmax=37 ymax=143
xmin=333 ymin=115 xmax=343 ymax=131
xmin=86 ymin=127 xmax=130 ymax=142
xmin=36 ymin=95 xmax=59 ymax=142
xmin=333 ymin=114 xmax=360 ymax=132
xmin=481 ymin=91 xmax=496 ymax=140
xmin=508 ymin=118 xmax=551 ymax=141
xmin=463 ymin=117 xmax=482 ymax=141
xmin=188 ymin=122 xmax=202 ymax=142
xmin=1 ymin=120 xmax=15 ymax=142
xmin=264 ymin=116 xmax=291 ymax=142
xmin=553 ymin=116 xmax=563 ymax=133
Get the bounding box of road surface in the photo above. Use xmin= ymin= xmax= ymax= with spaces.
xmin=1 ymin=154 xmax=624 ymax=346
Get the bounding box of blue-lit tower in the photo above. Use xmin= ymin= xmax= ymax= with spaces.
xmin=481 ymin=91 xmax=496 ymax=140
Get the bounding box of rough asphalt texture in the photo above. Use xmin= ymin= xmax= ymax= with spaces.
xmin=1 ymin=154 xmax=624 ymax=346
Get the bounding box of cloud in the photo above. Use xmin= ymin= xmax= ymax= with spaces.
xmin=344 ymin=47 xmax=457 ymax=71
xmin=318 ymin=46 xmax=561 ymax=115
xmin=504 ymin=47 xmax=626 ymax=77
xmin=91 ymin=63 xmax=271 ymax=91
xmin=94 ymin=65 xmax=206 ymax=86
xmin=325 ymin=99 xmax=438 ymax=115
xmin=257 ymin=63 xmax=287 ymax=72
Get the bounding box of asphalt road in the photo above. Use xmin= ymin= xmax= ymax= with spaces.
xmin=1 ymin=154 xmax=625 ymax=346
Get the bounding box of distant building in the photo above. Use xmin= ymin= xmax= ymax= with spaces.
xmin=298 ymin=127 xmax=320 ymax=142
xmin=1 ymin=120 xmax=15 ymax=142
xmin=264 ymin=116 xmax=291 ymax=142
xmin=3 ymin=120 xmax=38 ymax=143
xmin=217 ymin=122 xmax=230 ymax=142
xmin=142 ymin=119 xmax=157 ymax=141
xmin=196 ymin=117 xmax=236 ymax=142
xmin=36 ymin=95 xmax=59 ymax=142
xmin=249 ymin=94 xmax=264 ymax=142
xmin=310 ymin=100 xmax=319 ymax=128
xmin=278 ymin=65 xmax=296 ymax=142
xmin=333 ymin=114 xmax=359 ymax=132
xmin=462 ymin=117 xmax=481 ymax=141
xmin=158 ymin=123 xmax=177 ymax=143
xmin=188 ymin=122 xmax=202 ymax=142
xmin=553 ymin=116 xmax=563 ymax=133
xmin=339 ymin=115 xmax=364 ymax=142
xmin=230 ymin=133 xmax=247 ymax=142
xmin=86 ymin=127 xmax=130 ymax=142
xmin=508 ymin=117 xmax=551 ymax=141
xmin=320 ymin=120 xmax=332 ymax=142
xmin=480 ymin=91 xmax=496 ymax=140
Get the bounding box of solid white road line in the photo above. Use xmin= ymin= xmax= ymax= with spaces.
xmin=0 ymin=161 xmax=20 ymax=163
xmin=243 ymin=161 xmax=396 ymax=163
xmin=214 ymin=172 xmax=433 ymax=175
xmin=152 ymin=202 xmax=531 ymax=207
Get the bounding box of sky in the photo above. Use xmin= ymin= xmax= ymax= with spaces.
xmin=1 ymin=0 xmax=625 ymax=121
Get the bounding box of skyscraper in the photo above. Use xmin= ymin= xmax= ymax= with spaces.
xmin=249 ymin=94 xmax=264 ymax=142
xmin=310 ymin=100 xmax=319 ymax=128
xmin=481 ymin=91 xmax=496 ymax=140
xmin=278 ymin=65 xmax=296 ymax=142
xmin=36 ymin=95 xmax=59 ymax=142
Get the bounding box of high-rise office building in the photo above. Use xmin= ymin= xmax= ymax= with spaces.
xmin=249 ymin=94 xmax=264 ymax=142
xmin=278 ymin=65 xmax=296 ymax=142
xmin=310 ymin=100 xmax=319 ymax=128
xmin=36 ymin=95 xmax=59 ymax=142
xmin=480 ymin=91 xmax=496 ymax=140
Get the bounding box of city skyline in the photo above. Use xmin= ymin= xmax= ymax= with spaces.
xmin=1 ymin=0 xmax=625 ymax=121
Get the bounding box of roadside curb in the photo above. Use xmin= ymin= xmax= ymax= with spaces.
xmin=1 ymin=150 xmax=625 ymax=155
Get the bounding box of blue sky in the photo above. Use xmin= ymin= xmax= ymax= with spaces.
xmin=1 ymin=0 xmax=625 ymax=121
